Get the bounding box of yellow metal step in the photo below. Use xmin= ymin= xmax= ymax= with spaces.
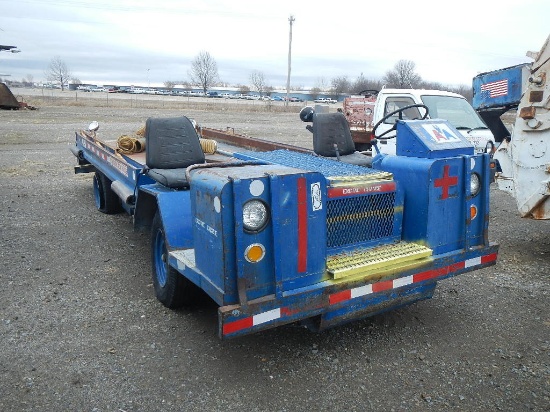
xmin=327 ymin=242 xmax=433 ymax=280
xmin=328 ymin=172 xmax=393 ymax=187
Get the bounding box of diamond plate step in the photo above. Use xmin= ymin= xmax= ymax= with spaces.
xmin=327 ymin=242 xmax=433 ymax=279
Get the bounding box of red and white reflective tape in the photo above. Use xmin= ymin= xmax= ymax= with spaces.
xmin=82 ymin=141 xmax=108 ymax=161
xmin=223 ymin=252 xmax=497 ymax=335
xmin=223 ymin=308 xmax=284 ymax=336
xmin=329 ymin=253 xmax=497 ymax=305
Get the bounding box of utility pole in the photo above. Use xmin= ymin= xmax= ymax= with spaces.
xmin=285 ymin=15 xmax=295 ymax=106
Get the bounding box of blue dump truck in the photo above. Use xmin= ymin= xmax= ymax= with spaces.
xmin=472 ymin=62 xmax=532 ymax=144
xmin=70 ymin=106 xmax=498 ymax=338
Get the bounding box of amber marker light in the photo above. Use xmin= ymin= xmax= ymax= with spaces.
xmin=470 ymin=205 xmax=478 ymax=220
xmin=245 ymin=243 xmax=266 ymax=263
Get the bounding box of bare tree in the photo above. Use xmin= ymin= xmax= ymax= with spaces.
xmin=189 ymin=51 xmax=219 ymax=94
xmin=310 ymin=87 xmax=322 ymax=100
xmin=21 ymin=74 xmax=35 ymax=88
xmin=45 ymin=56 xmax=71 ymax=91
xmin=383 ymin=60 xmax=422 ymax=88
xmin=330 ymin=76 xmax=350 ymax=99
xmin=420 ymin=81 xmax=443 ymax=90
xmin=415 ymin=79 xmax=472 ymax=101
xmin=164 ymin=81 xmax=176 ymax=91
xmin=350 ymin=73 xmax=383 ymax=95
xmin=314 ymin=77 xmax=328 ymax=92
xmin=238 ymin=84 xmax=250 ymax=95
xmin=450 ymin=84 xmax=472 ymax=101
xmin=177 ymin=81 xmax=192 ymax=92
xmin=250 ymin=70 xmax=267 ymax=96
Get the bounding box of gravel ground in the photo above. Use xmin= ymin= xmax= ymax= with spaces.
xmin=0 ymin=96 xmax=549 ymax=412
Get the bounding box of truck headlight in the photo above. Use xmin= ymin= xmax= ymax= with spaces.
xmin=470 ymin=173 xmax=481 ymax=197
xmin=242 ymin=200 xmax=269 ymax=232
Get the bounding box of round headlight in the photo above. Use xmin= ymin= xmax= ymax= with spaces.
xmin=470 ymin=173 xmax=481 ymax=197
xmin=242 ymin=200 xmax=269 ymax=232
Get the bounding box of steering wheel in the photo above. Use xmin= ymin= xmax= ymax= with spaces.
xmin=358 ymin=89 xmax=379 ymax=97
xmin=372 ymin=104 xmax=429 ymax=139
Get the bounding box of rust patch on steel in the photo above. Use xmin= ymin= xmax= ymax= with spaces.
xmin=200 ymin=127 xmax=311 ymax=154
xmin=519 ymin=106 xmax=536 ymax=119
xmin=529 ymin=90 xmax=544 ymax=103
xmin=530 ymin=201 xmax=549 ymax=219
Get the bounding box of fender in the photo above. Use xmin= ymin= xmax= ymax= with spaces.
xmin=135 ymin=184 xmax=194 ymax=249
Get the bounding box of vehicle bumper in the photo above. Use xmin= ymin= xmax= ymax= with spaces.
xmin=218 ymin=244 xmax=498 ymax=339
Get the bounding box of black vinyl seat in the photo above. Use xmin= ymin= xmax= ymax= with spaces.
xmin=145 ymin=117 xmax=205 ymax=189
xmin=312 ymin=112 xmax=372 ymax=167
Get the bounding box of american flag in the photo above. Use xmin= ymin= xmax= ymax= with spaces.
xmin=480 ymin=79 xmax=508 ymax=98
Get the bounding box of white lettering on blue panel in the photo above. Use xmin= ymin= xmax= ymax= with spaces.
xmin=195 ymin=217 xmax=217 ymax=237
xmin=106 ymin=156 xmax=128 ymax=177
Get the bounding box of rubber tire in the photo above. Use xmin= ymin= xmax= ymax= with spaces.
xmin=151 ymin=211 xmax=195 ymax=308
xmin=93 ymin=171 xmax=122 ymax=214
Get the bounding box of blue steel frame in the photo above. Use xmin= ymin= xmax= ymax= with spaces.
xmin=73 ymin=132 xmax=155 ymax=214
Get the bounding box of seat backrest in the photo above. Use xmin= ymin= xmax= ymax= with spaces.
xmin=312 ymin=112 xmax=355 ymax=157
xmin=145 ymin=116 xmax=205 ymax=169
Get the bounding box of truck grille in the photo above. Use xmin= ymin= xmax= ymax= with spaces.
xmin=225 ymin=149 xmax=399 ymax=250
xmin=326 ymin=191 xmax=396 ymax=248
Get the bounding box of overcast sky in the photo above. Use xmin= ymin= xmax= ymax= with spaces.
xmin=1 ymin=0 xmax=548 ymax=90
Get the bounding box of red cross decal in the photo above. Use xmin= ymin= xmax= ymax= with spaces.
xmin=434 ymin=165 xmax=458 ymax=199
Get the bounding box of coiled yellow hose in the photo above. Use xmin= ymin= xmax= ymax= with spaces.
xmin=117 ymin=135 xmax=146 ymax=154
xmin=199 ymin=138 xmax=217 ymax=154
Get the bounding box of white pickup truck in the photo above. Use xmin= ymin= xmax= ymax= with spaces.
xmin=342 ymin=88 xmax=495 ymax=154
xmin=314 ymin=97 xmax=337 ymax=104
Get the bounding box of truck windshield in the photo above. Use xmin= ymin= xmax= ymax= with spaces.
xmin=383 ymin=97 xmax=420 ymax=123
xmin=421 ymin=95 xmax=487 ymax=130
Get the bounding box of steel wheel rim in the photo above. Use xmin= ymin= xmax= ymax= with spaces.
xmin=154 ymin=229 xmax=167 ymax=287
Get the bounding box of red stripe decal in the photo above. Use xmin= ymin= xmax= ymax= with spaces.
xmin=412 ymin=262 xmax=464 ymax=283
xmin=329 ymin=290 xmax=352 ymax=305
xmin=413 ymin=268 xmax=441 ymax=283
xmin=223 ymin=317 xmax=253 ymax=335
xmin=297 ymin=177 xmax=308 ymax=273
xmin=372 ymin=279 xmax=393 ymax=293
xmin=450 ymin=262 xmax=465 ymax=272
xmin=280 ymin=307 xmax=294 ymax=317
xmin=482 ymin=253 xmax=498 ymax=264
